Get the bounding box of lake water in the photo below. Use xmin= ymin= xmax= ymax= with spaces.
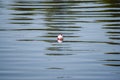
xmin=0 ymin=0 xmax=120 ymax=80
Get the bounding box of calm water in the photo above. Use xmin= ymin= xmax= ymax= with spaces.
xmin=0 ymin=0 xmax=120 ymax=80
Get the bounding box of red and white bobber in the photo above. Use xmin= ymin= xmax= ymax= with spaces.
xmin=57 ymin=34 xmax=63 ymax=43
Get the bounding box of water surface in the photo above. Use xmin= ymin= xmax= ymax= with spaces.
xmin=0 ymin=0 xmax=120 ymax=80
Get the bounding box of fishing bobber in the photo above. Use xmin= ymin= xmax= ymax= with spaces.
xmin=57 ymin=34 xmax=63 ymax=43
xmin=57 ymin=34 xmax=63 ymax=40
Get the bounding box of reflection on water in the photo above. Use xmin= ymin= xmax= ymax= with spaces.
xmin=0 ymin=0 xmax=120 ymax=80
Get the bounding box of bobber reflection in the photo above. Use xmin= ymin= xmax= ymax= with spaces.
xmin=57 ymin=39 xmax=63 ymax=43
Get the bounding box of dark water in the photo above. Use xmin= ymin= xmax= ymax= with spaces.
xmin=0 ymin=0 xmax=120 ymax=80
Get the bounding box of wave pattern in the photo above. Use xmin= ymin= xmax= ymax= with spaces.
xmin=0 ymin=0 xmax=120 ymax=80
